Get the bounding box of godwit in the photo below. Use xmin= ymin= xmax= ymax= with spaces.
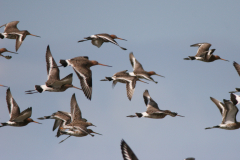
xmin=100 ymin=70 xmax=148 ymax=100
xmin=184 ymin=43 xmax=228 ymax=62
xmin=0 ymin=48 xmax=17 ymax=59
xmin=205 ymin=97 xmax=240 ymax=130
xmin=59 ymin=93 xmax=99 ymax=143
xmin=229 ymin=61 xmax=240 ymax=93
xmin=0 ymin=21 xmax=40 ymax=51
xmin=78 ymin=33 xmax=127 ymax=50
xmin=25 ymin=45 xmax=81 ymax=94
xmin=121 ymin=139 xmax=138 ymax=160
xmin=127 ymin=90 xmax=184 ymax=119
xmin=129 ymin=52 xmax=164 ymax=84
xmin=59 ymin=56 xmax=112 ymax=100
xmin=0 ymin=88 xmax=41 ymax=127
xmin=39 ymin=93 xmax=98 ymax=143
xmin=63 ymin=93 xmax=96 ymax=133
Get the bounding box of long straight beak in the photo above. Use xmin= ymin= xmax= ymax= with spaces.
xmin=98 ymin=63 xmax=112 ymax=67
xmin=221 ymin=58 xmax=229 ymax=62
xmin=30 ymin=34 xmax=40 ymax=37
xmin=72 ymin=85 xmax=82 ymax=90
xmin=93 ymin=132 xmax=102 ymax=135
xmin=33 ymin=121 xmax=42 ymax=124
xmin=0 ymin=84 xmax=8 ymax=87
xmin=138 ymin=79 xmax=149 ymax=84
xmin=7 ymin=51 xmax=18 ymax=54
xmin=117 ymin=37 xmax=127 ymax=41
xmin=176 ymin=115 xmax=184 ymax=117
xmin=155 ymin=74 xmax=165 ymax=77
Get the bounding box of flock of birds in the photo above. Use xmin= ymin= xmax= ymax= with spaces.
xmin=1 ymin=21 xmax=240 ymax=160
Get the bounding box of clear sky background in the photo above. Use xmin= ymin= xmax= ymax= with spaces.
xmin=1 ymin=1 xmax=240 ymax=160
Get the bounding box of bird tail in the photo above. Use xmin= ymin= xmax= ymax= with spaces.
xmin=35 ymin=85 xmax=43 ymax=93
xmin=236 ymin=88 xmax=240 ymax=92
xmin=229 ymin=88 xmax=240 ymax=93
xmin=0 ymin=33 xmax=4 ymax=39
xmin=184 ymin=56 xmax=195 ymax=60
xmin=0 ymin=123 xmax=8 ymax=127
xmin=135 ymin=113 xmax=143 ymax=118
xmin=59 ymin=60 xmax=68 ymax=67
xmin=84 ymin=36 xmax=92 ymax=40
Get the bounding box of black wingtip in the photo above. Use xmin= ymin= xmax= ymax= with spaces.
xmin=0 ymin=123 xmax=7 ymax=127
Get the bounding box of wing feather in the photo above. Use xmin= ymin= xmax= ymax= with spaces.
xmin=143 ymin=90 xmax=160 ymax=110
xmin=233 ymin=61 xmax=240 ymax=77
xmin=46 ymin=45 xmax=60 ymax=85
xmin=91 ymin=39 xmax=104 ymax=48
xmin=129 ymin=52 xmax=144 ymax=71
xmin=191 ymin=43 xmax=211 ymax=57
xmin=70 ymin=93 xmax=83 ymax=122
xmin=4 ymin=21 xmax=20 ymax=33
xmin=6 ymin=88 xmax=20 ymax=120
xmin=223 ymin=100 xmax=239 ymax=124
xmin=13 ymin=107 xmax=32 ymax=122
xmin=120 ymin=139 xmax=138 ymax=160
xmin=73 ymin=67 xmax=92 ymax=100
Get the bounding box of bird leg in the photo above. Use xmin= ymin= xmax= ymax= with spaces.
xmin=126 ymin=115 xmax=137 ymax=118
xmin=138 ymin=79 xmax=149 ymax=84
xmin=25 ymin=90 xmax=39 ymax=94
xmin=176 ymin=114 xmax=185 ymax=117
xmin=78 ymin=39 xmax=89 ymax=42
xmin=59 ymin=135 xmax=71 ymax=144
xmin=205 ymin=125 xmax=220 ymax=130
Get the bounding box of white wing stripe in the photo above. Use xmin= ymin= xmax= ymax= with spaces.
xmin=10 ymin=98 xmax=14 ymax=118
xmin=97 ymin=35 xmax=118 ymax=45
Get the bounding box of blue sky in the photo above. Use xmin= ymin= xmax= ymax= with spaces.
xmin=1 ymin=1 xmax=240 ymax=160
